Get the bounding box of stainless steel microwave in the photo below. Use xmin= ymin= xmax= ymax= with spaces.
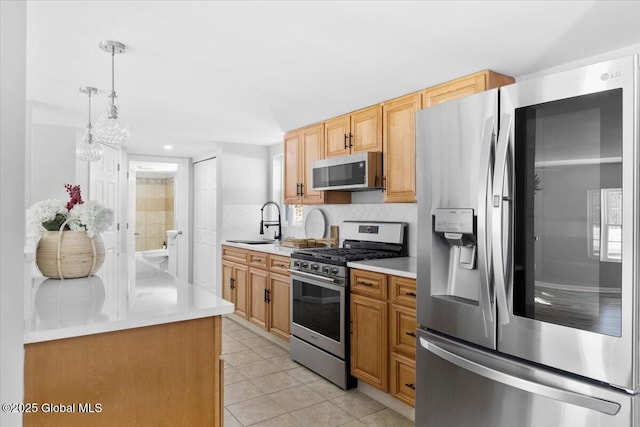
xmin=311 ymin=151 xmax=382 ymax=191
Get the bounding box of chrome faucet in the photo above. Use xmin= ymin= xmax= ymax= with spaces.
xmin=260 ymin=201 xmax=282 ymax=240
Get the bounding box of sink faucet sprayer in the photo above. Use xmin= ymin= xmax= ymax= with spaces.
xmin=260 ymin=201 xmax=282 ymax=241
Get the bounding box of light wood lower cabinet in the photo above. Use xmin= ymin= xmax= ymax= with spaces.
xmin=245 ymin=252 xmax=291 ymax=342
xmin=350 ymin=293 xmax=389 ymax=392
xmin=350 ymin=268 xmax=417 ymax=406
xmin=269 ymin=272 xmax=291 ymax=341
xmin=390 ymin=352 xmax=416 ymax=407
xmin=24 ymin=316 xmax=224 ymax=427
xmin=222 ymin=258 xmax=248 ymax=319
xmin=248 ymin=267 xmax=269 ymax=329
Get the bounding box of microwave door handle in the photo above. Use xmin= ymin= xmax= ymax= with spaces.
xmin=477 ymin=116 xmax=495 ymax=323
xmin=492 ymin=113 xmax=512 ymax=326
xmin=420 ymin=338 xmax=621 ymax=416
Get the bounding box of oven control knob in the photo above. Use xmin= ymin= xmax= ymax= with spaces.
xmin=331 ymin=267 xmax=339 ymax=275
xmin=322 ymin=266 xmax=330 ymax=274
xmin=311 ymin=264 xmax=319 ymax=271
xmin=301 ymin=262 xmax=308 ymax=269
xmin=293 ymin=261 xmax=300 ymax=268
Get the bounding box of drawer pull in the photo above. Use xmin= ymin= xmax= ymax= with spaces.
xmin=357 ymin=280 xmax=374 ymax=287
xmin=253 ymin=259 xmax=263 ymax=263
xmin=405 ymin=291 xmax=417 ymax=297
xmin=405 ymin=331 xmax=416 ymax=337
xmin=275 ymin=263 xmax=286 ymax=268
xmin=405 ymin=383 xmax=416 ymax=390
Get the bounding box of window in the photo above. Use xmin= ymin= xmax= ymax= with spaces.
xmin=588 ymin=188 xmax=622 ymax=262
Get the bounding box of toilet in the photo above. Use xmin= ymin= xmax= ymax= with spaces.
xmin=141 ymin=248 xmax=169 ymax=272
xmin=141 ymin=230 xmax=180 ymax=275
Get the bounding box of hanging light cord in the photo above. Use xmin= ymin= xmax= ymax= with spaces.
xmin=108 ymin=45 xmax=118 ymax=119
xmin=86 ymin=90 xmax=93 ymax=144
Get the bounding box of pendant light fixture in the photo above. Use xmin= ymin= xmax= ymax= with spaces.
xmin=95 ymin=40 xmax=130 ymax=146
xmin=76 ymin=86 xmax=103 ymax=162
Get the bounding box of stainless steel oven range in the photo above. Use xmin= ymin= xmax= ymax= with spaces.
xmin=288 ymin=221 xmax=408 ymax=389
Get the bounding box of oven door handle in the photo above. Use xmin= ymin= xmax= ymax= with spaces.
xmin=288 ymin=269 xmax=338 ymax=284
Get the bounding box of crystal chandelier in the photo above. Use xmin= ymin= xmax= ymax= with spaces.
xmin=94 ymin=40 xmax=129 ymax=146
xmin=76 ymin=86 xmax=102 ymax=162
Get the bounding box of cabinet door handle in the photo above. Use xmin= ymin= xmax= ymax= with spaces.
xmin=230 ymin=277 xmax=235 ymax=289
xmin=382 ymin=176 xmax=387 ymax=192
xmin=406 ymin=331 xmax=416 ymax=337
xmin=264 ymin=288 xmax=268 ymax=302
xmin=300 ymin=183 xmax=304 ymax=196
xmin=405 ymin=383 xmax=416 ymax=390
xmin=348 ymin=132 xmax=353 ymax=148
xmin=266 ymin=289 xmax=271 ymax=303
xmin=357 ymin=280 xmax=374 ymax=287
xmin=344 ymin=133 xmax=348 ymax=149
xmin=405 ymin=291 xmax=417 ymax=297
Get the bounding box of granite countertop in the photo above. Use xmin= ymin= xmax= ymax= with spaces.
xmin=222 ymin=240 xmax=295 ymax=256
xmin=24 ymin=258 xmax=234 ymax=344
xmin=347 ymin=256 xmax=417 ymax=279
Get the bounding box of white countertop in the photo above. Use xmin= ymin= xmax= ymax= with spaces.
xmin=24 ymin=257 xmax=234 ymax=344
xmin=347 ymin=256 xmax=417 ymax=279
xmin=222 ymin=241 xmax=295 ymax=256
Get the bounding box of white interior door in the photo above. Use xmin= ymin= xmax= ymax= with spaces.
xmin=89 ymin=143 xmax=119 ymax=288
xmin=193 ymin=158 xmax=217 ymax=290
xmin=127 ymin=166 xmax=136 ymax=256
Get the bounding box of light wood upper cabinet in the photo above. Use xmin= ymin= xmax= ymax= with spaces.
xmin=284 ymin=125 xmax=350 ymax=205
xmin=325 ymin=114 xmax=351 ymax=158
xmin=325 ymin=105 xmax=383 ymax=158
xmin=422 ymin=70 xmax=515 ymax=108
xmin=301 ymin=123 xmax=325 ymax=204
xmin=284 ymin=130 xmax=302 ymax=204
xmin=382 ymin=93 xmax=421 ymax=203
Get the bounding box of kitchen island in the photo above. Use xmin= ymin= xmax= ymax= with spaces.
xmin=23 ymin=257 xmax=234 ymax=427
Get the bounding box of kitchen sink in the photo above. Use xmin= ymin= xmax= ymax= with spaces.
xmin=226 ymin=239 xmax=275 ymax=245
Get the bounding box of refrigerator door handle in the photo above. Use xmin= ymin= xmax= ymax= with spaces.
xmin=420 ymin=337 xmax=621 ymax=416
xmin=492 ymin=113 xmax=512 ymax=325
xmin=477 ymin=116 xmax=495 ymax=322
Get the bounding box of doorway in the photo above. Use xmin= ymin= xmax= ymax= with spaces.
xmin=128 ymin=156 xmax=190 ymax=282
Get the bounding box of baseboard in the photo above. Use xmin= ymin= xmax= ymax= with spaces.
xmin=357 ymin=381 xmax=415 ymax=422
xmin=224 ymin=313 xmax=290 ymax=351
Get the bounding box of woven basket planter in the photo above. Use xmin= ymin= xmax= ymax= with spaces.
xmin=36 ymin=230 xmax=105 ymax=279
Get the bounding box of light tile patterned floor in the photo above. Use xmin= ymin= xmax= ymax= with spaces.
xmin=222 ymin=316 xmax=414 ymax=427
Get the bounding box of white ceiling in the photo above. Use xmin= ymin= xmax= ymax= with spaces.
xmin=26 ymin=1 xmax=640 ymax=158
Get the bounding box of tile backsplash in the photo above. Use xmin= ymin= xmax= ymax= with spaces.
xmin=221 ymin=202 xmax=418 ymax=256
xmin=284 ymin=203 xmax=418 ymax=256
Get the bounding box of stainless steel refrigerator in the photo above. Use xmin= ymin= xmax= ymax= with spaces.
xmin=415 ymin=55 xmax=639 ymax=426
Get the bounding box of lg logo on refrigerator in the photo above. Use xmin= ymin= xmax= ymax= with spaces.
xmin=601 ymin=71 xmax=622 ymax=81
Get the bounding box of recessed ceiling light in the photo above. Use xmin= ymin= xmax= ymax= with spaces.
xmin=163 ymin=145 xmax=173 ymax=150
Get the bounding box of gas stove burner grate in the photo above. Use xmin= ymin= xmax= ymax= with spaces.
xmin=295 ymin=247 xmax=401 ymax=263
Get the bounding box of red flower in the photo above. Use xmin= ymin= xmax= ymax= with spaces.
xmin=64 ymin=184 xmax=84 ymax=211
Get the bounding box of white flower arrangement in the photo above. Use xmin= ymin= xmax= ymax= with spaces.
xmin=26 ymin=185 xmax=114 ymax=250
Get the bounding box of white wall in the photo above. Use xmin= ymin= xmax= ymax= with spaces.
xmin=517 ymin=42 xmax=640 ymax=80
xmin=1 ymin=1 xmax=26 ymax=426
xmin=27 ymin=123 xmax=78 ymax=205
xmin=196 ymin=142 xmax=270 ymax=293
xmin=218 ymin=142 xmax=270 ymax=240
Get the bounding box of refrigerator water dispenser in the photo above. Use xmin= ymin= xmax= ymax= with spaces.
xmin=434 ymin=209 xmax=476 ymax=270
